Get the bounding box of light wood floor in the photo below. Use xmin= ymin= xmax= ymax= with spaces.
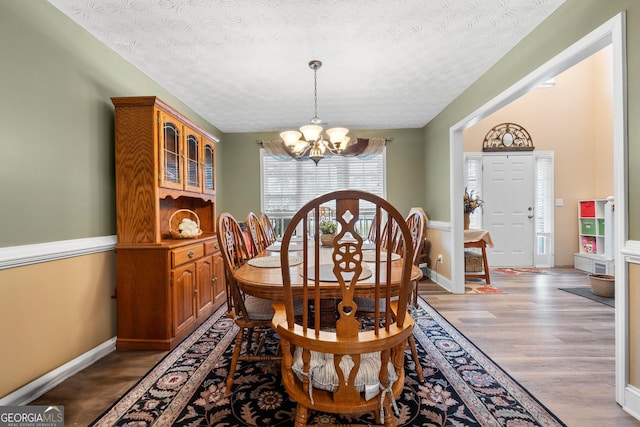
xmin=30 ymin=268 xmax=639 ymax=426
xmin=419 ymin=268 xmax=639 ymax=427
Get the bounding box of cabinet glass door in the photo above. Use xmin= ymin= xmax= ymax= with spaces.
xmin=159 ymin=112 xmax=183 ymax=190
xmin=203 ymin=141 xmax=215 ymax=194
xmin=185 ymin=128 xmax=201 ymax=192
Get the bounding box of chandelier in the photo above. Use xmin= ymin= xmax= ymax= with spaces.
xmin=280 ymin=60 xmax=350 ymax=165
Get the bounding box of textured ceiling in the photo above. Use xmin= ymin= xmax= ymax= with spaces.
xmin=47 ymin=0 xmax=565 ymax=133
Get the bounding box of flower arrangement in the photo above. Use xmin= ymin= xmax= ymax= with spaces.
xmin=464 ymin=188 xmax=483 ymax=214
xmin=319 ymin=220 xmax=337 ymax=234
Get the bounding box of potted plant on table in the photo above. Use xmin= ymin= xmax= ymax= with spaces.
xmin=464 ymin=188 xmax=483 ymax=229
xmin=319 ymin=220 xmax=338 ymax=247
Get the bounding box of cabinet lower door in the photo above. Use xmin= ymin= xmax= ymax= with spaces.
xmin=213 ymin=251 xmax=227 ymax=310
xmin=172 ymin=263 xmax=197 ymax=337
xmin=196 ymin=256 xmax=215 ymax=317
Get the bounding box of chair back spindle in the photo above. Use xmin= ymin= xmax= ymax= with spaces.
xmin=260 ymin=212 xmax=278 ymax=245
xmin=246 ymin=211 xmax=270 ymax=255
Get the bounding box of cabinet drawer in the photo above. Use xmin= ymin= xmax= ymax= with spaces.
xmin=204 ymin=239 xmax=220 ymax=255
xmin=171 ymin=244 xmax=204 ymax=267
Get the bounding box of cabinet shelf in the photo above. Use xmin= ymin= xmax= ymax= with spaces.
xmin=574 ymin=198 xmax=614 ymax=275
xmin=113 ymin=96 xmax=225 ymax=350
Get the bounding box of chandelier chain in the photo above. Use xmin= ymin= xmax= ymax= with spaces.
xmin=313 ymin=66 xmax=319 ymax=122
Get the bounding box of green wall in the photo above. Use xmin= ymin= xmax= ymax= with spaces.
xmin=423 ymin=0 xmax=639 ymax=240
xmin=219 ymin=128 xmax=426 ymax=220
xmin=0 ymin=1 xmax=221 ymax=247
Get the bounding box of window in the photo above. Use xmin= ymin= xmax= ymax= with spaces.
xmin=534 ymin=152 xmax=554 ymax=267
xmin=261 ymin=149 xmax=386 ymax=236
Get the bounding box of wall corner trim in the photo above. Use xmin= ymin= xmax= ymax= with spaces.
xmin=0 ymin=236 xmax=117 ymax=270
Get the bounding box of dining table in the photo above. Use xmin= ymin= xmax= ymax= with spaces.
xmin=232 ymin=238 xmax=423 ymax=302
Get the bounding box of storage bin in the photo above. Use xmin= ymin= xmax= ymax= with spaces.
xmin=580 ymin=218 xmax=596 ymax=235
xmin=465 ymin=250 xmax=484 ymax=272
xmin=597 ymin=219 xmax=605 ymax=236
xmin=580 ymin=201 xmax=595 ymax=217
xmin=581 ymin=236 xmax=596 ymax=253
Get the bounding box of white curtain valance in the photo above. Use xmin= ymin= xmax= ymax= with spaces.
xmin=258 ymin=137 xmax=390 ymax=161
xmin=261 ymin=139 xmax=294 ymax=161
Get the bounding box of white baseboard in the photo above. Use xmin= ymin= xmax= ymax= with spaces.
xmin=623 ymin=385 xmax=640 ymax=422
xmin=426 ymin=267 xmax=452 ymax=292
xmin=0 ymin=338 xmax=116 ymax=405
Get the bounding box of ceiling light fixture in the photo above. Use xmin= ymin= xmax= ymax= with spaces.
xmin=280 ymin=60 xmax=350 ymax=165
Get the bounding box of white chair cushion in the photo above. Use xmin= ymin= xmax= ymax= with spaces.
xmin=244 ymin=296 xmax=303 ymax=320
xmin=353 ymin=296 xmax=399 ymax=314
xmin=243 ymin=295 xmax=275 ymax=320
xmin=292 ymin=346 xmax=398 ymax=400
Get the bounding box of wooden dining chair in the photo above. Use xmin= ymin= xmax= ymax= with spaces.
xmin=272 ymin=190 xmax=415 ymax=426
xmin=380 ymin=220 xmax=401 ymax=254
xmin=260 ymin=212 xmax=278 ymax=245
xmin=366 ymin=213 xmax=380 ymax=242
xmin=365 ymin=211 xmax=424 ymax=305
xmin=402 ymin=211 xmax=426 ymax=307
xmin=246 ymin=211 xmax=270 ymax=255
xmin=355 ymin=210 xmax=425 ymax=382
xmin=217 ymin=212 xmax=280 ymax=396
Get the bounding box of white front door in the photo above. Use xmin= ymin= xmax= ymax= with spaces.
xmin=482 ymin=154 xmax=535 ymax=267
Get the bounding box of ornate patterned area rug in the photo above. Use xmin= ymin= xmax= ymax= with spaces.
xmin=90 ymin=300 xmax=565 ymax=426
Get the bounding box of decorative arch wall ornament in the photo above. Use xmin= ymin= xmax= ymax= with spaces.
xmin=482 ymin=123 xmax=534 ymax=151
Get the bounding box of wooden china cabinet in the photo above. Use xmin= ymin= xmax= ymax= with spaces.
xmin=112 ymin=96 xmax=225 ymax=350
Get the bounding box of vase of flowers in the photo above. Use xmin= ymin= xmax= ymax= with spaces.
xmin=464 ymin=188 xmax=483 ymax=230
xmin=319 ymin=220 xmax=337 ymax=246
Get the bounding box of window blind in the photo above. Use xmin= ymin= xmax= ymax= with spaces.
xmin=535 ymin=156 xmax=552 ymax=233
xmin=261 ymin=149 xmax=386 ymax=218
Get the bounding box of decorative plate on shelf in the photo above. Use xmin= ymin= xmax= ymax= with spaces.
xmin=362 ymin=251 xmax=401 ymax=262
xmin=247 ymin=256 xmax=303 ymax=268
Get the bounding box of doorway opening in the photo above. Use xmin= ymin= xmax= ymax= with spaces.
xmin=449 ymin=12 xmax=628 ymax=411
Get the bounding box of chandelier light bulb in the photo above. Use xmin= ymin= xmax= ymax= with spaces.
xmin=300 ymin=124 xmax=323 ymax=142
xmin=281 ymin=130 xmax=302 ymax=146
xmin=326 ymin=127 xmax=349 ymax=144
